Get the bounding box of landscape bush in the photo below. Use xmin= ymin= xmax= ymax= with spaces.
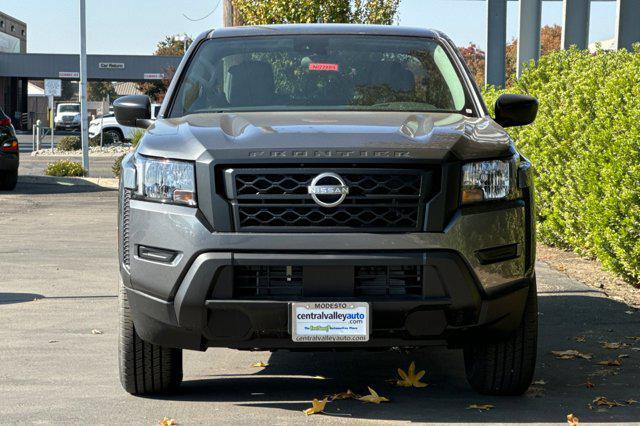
xmin=56 ymin=136 xmax=81 ymax=151
xmin=44 ymin=160 xmax=86 ymax=177
xmin=112 ymin=153 xmax=127 ymax=178
xmin=482 ymin=46 xmax=640 ymax=285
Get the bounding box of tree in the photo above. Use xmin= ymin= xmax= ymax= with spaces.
xmin=231 ymin=0 xmax=400 ymax=25
xmin=87 ymin=81 xmax=117 ymax=101
xmin=138 ymin=35 xmax=192 ymax=102
xmin=459 ymin=25 xmax=563 ymax=87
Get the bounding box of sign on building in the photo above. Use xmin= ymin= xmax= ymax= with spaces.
xmin=59 ymin=71 xmax=80 ymax=78
xmin=44 ymin=79 xmax=62 ymax=97
xmin=99 ymin=62 xmax=125 ymax=69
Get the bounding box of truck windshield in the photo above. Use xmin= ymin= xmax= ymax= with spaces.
xmin=59 ymin=105 xmax=80 ymax=113
xmin=170 ymin=35 xmax=472 ymax=116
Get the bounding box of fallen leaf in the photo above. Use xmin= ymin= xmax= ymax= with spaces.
xmin=251 ymin=361 xmax=268 ymax=368
xmin=467 ymin=404 xmax=494 ymax=411
xmin=592 ymin=396 xmax=625 ymax=408
xmin=601 ymin=342 xmax=629 ymax=350
xmin=574 ymin=336 xmax=586 ymax=343
xmin=597 ymin=358 xmax=623 ymax=366
xmin=551 ymin=350 xmax=592 ymax=360
xmin=617 ymin=354 xmax=629 ymax=359
xmin=331 ymin=389 xmax=360 ymax=400
xmin=567 ymin=413 xmax=579 ymax=426
xmin=158 ymin=417 xmax=175 ymax=426
xmin=358 ymin=387 xmax=389 ymax=404
xmin=48 ymin=340 xmax=58 ymax=343
xmin=526 ymin=386 xmax=545 ymax=398
xmin=303 ymin=398 xmax=328 ymax=415
xmin=311 ymin=375 xmax=326 ymax=380
xmin=627 ymin=399 xmax=638 ymax=405
xmin=627 ymin=336 xmax=640 ymax=341
xmin=396 ymin=361 xmax=428 ymax=388
xmin=625 ymin=311 xmax=634 ymax=315
xmin=585 ymin=380 xmax=595 ymax=389
xmin=632 ymin=347 xmax=640 ymax=351
xmin=533 ymin=379 xmax=547 ymax=385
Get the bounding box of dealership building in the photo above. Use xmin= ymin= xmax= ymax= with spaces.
xmin=0 ymin=11 xmax=180 ymax=129
xmin=0 ymin=11 xmax=27 ymax=122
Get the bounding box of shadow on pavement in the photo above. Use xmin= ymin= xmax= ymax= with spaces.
xmin=0 ymin=293 xmax=45 ymax=305
xmin=160 ymin=293 xmax=640 ymax=423
xmin=5 ymin=179 xmax=116 ymax=195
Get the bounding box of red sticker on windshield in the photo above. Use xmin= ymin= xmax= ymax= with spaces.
xmin=309 ymin=63 xmax=339 ymax=71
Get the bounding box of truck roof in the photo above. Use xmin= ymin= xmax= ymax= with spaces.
xmin=208 ymin=24 xmax=439 ymax=40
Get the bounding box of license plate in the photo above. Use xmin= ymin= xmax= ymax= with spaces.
xmin=291 ymin=302 xmax=369 ymax=342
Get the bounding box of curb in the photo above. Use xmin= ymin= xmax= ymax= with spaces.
xmin=18 ymin=175 xmax=120 ymax=189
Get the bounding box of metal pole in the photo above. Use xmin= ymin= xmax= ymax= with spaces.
xmin=485 ymin=0 xmax=507 ymax=87
xmin=561 ymin=0 xmax=591 ymax=50
xmin=79 ymin=0 xmax=90 ymax=175
xmin=517 ymin=0 xmax=542 ymax=77
xmin=49 ymin=95 xmax=54 ymax=153
xmin=615 ymin=0 xmax=640 ymax=51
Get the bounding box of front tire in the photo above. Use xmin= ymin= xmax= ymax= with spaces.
xmin=119 ymin=281 xmax=183 ymax=395
xmin=463 ymin=278 xmax=538 ymax=395
xmin=0 ymin=170 xmax=18 ymax=191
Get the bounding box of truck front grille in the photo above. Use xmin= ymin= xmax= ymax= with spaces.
xmin=223 ymin=167 xmax=436 ymax=232
xmin=232 ymin=265 xmax=423 ymax=299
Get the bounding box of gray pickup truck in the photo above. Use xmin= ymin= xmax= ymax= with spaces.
xmin=114 ymin=24 xmax=538 ymax=397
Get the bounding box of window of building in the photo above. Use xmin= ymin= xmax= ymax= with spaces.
xmin=11 ymin=24 xmax=15 ymax=32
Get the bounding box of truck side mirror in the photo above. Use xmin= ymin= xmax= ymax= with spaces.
xmin=114 ymin=95 xmax=152 ymax=129
xmin=494 ymin=94 xmax=538 ymax=128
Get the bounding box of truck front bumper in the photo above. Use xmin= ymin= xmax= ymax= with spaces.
xmin=121 ymin=196 xmax=534 ymax=351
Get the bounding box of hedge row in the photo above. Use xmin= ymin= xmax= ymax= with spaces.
xmin=483 ymin=47 xmax=640 ymax=285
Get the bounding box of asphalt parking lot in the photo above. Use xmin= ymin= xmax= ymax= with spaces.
xmin=1 ymin=180 xmax=639 ymax=424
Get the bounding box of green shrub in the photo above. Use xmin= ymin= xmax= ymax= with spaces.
xmin=112 ymin=153 xmax=126 ymax=178
xmin=130 ymin=129 xmax=144 ymax=147
xmin=56 ymin=136 xmax=81 ymax=151
xmin=44 ymin=160 xmax=86 ymax=177
xmin=482 ymin=46 xmax=640 ymax=285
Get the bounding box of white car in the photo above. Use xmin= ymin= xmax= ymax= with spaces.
xmin=54 ymin=103 xmax=81 ymax=131
xmin=89 ymin=103 xmax=160 ymax=143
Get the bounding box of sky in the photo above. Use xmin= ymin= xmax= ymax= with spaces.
xmin=1 ymin=0 xmax=618 ymax=55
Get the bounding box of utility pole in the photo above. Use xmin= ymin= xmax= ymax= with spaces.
xmin=223 ymin=0 xmax=235 ymax=27
xmin=79 ymin=0 xmax=90 ymax=175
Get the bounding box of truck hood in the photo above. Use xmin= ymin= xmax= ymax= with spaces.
xmin=138 ymin=111 xmax=514 ymax=162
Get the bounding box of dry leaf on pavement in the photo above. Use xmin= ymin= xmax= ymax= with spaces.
xmin=566 ymin=413 xmax=579 ymax=425
xmin=358 ymin=387 xmax=389 ymax=404
xmin=533 ymin=379 xmax=546 ymax=385
xmin=574 ymin=336 xmax=586 ymax=343
xmin=331 ymin=389 xmax=360 ymax=400
xmin=627 ymin=399 xmax=638 ymax=405
xmin=597 ymin=358 xmax=623 ymax=366
xmin=585 ymin=380 xmax=595 ymax=388
xmin=91 ymin=329 xmax=103 ymax=335
xmin=551 ymin=350 xmax=593 ymax=360
xmin=467 ymin=404 xmax=494 ymax=411
xmin=592 ymin=396 xmax=626 ymax=408
xmin=251 ymin=361 xmax=268 ymax=367
xmin=396 ymin=361 xmax=428 ymax=388
xmin=303 ymin=398 xmax=328 ymax=415
xmin=601 ymin=342 xmax=629 ymax=350
xmin=158 ymin=417 xmax=175 ymax=426
xmin=311 ymin=375 xmax=326 ymax=380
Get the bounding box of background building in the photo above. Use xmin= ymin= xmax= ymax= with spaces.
xmin=0 ymin=11 xmax=27 ymax=121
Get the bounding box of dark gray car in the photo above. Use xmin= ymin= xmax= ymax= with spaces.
xmin=114 ymin=24 xmax=538 ymax=397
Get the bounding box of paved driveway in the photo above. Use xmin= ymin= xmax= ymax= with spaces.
xmin=1 ymin=179 xmax=639 ymax=424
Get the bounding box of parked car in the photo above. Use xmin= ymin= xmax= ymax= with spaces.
xmin=89 ymin=103 xmax=160 ymax=143
xmin=54 ymin=103 xmax=81 ymax=131
xmin=115 ymin=24 xmax=539 ymax=397
xmin=0 ymin=106 xmax=19 ymax=190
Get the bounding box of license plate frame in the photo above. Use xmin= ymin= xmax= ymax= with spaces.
xmin=291 ymin=301 xmax=370 ymax=342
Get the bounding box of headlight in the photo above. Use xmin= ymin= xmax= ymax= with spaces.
xmin=461 ymin=157 xmax=516 ymax=204
xmin=130 ymin=154 xmax=197 ymax=206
